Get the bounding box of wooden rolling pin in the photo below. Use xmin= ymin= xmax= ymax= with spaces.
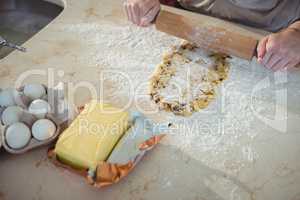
xmin=156 ymin=6 xmax=259 ymax=60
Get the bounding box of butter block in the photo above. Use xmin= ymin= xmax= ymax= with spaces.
xmin=54 ymin=101 xmax=129 ymax=170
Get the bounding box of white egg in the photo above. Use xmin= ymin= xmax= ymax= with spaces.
xmin=28 ymin=99 xmax=51 ymax=119
xmin=23 ymin=84 xmax=46 ymax=100
xmin=5 ymin=122 xmax=31 ymax=149
xmin=1 ymin=106 xmax=23 ymax=126
xmin=0 ymin=88 xmax=17 ymax=107
xmin=32 ymin=119 xmax=56 ymax=141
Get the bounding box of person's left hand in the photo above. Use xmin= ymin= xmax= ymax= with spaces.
xmin=257 ymin=28 xmax=300 ymax=71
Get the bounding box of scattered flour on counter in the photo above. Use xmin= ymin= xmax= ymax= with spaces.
xmin=59 ymin=21 xmax=289 ymax=174
xmin=61 ymin=23 xmax=181 ymax=70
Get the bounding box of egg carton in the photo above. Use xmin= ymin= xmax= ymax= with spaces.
xmin=0 ymin=114 xmax=60 ymax=154
xmin=0 ymin=83 xmax=75 ymax=154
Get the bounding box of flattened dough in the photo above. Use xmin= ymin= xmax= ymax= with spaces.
xmin=149 ymin=41 xmax=230 ymax=116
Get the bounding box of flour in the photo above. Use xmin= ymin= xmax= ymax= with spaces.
xmin=159 ymin=46 xmax=216 ymax=104
xmin=149 ymin=42 xmax=229 ymax=116
xmin=58 ymin=21 xmax=289 ymax=175
xmin=159 ymin=60 xmax=212 ymax=103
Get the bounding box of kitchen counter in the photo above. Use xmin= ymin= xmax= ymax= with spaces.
xmin=1 ymin=1 xmax=300 ymax=200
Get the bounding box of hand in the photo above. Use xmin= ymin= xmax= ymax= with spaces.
xmin=257 ymin=28 xmax=300 ymax=71
xmin=124 ymin=0 xmax=160 ymax=27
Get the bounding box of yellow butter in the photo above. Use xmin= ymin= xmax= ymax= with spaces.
xmin=54 ymin=101 xmax=129 ymax=170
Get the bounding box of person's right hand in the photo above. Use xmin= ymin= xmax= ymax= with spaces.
xmin=124 ymin=0 xmax=161 ymax=27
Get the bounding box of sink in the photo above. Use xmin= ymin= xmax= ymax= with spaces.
xmin=0 ymin=0 xmax=63 ymax=59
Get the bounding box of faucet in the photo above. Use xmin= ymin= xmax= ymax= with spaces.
xmin=0 ymin=35 xmax=26 ymax=52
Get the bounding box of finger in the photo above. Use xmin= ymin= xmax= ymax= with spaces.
xmin=285 ymin=61 xmax=299 ymax=71
xmin=134 ymin=3 xmax=142 ymax=25
xmin=262 ymin=52 xmax=274 ymax=68
xmin=133 ymin=3 xmax=141 ymax=25
xmin=140 ymin=4 xmax=160 ymax=26
xmin=257 ymin=37 xmax=268 ymax=62
xmin=129 ymin=4 xmax=138 ymax=24
xmin=127 ymin=3 xmax=135 ymax=24
xmin=124 ymin=2 xmax=130 ymax=21
xmin=272 ymin=58 xmax=290 ymax=71
xmin=268 ymin=54 xmax=282 ymax=70
xmin=141 ymin=0 xmax=158 ymax=14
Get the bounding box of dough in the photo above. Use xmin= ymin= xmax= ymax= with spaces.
xmin=149 ymin=41 xmax=230 ymax=116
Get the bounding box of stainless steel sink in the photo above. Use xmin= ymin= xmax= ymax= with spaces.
xmin=0 ymin=0 xmax=63 ymax=58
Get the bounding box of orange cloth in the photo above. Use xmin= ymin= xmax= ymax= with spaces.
xmin=95 ymin=135 xmax=165 ymax=187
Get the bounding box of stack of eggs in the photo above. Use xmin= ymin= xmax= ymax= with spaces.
xmin=0 ymin=84 xmax=58 ymax=152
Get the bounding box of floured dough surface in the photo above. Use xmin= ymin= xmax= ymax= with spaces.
xmin=149 ymin=42 xmax=230 ymax=116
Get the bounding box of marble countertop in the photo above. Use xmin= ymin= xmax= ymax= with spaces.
xmin=0 ymin=1 xmax=300 ymax=200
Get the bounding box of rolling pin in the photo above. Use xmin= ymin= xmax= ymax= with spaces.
xmin=155 ymin=6 xmax=259 ymax=60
